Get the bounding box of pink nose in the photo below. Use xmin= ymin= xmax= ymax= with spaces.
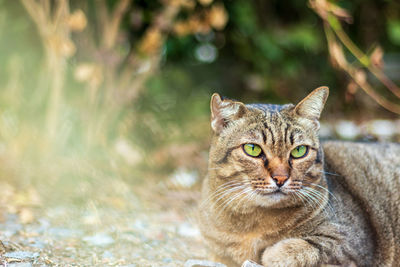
xmin=272 ymin=175 xmax=288 ymax=187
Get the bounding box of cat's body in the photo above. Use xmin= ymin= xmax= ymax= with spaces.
xmin=198 ymin=87 xmax=400 ymax=267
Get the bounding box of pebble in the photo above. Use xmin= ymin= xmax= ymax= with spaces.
xmin=83 ymin=233 xmax=114 ymax=247
xmin=163 ymin=258 xmax=173 ymax=263
xmin=168 ymin=168 xmax=198 ymax=188
xmin=28 ymin=240 xmax=46 ymax=249
xmin=132 ymin=219 xmax=147 ymax=231
xmin=241 ymin=260 xmax=263 ymax=267
xmin=3 ymin=251 xmax=39 ymax=260
xmin=368 ymin=120 xmax=397 ymax=138
xmin=335 ymin=120 xmax=360 ymax=139
xmin=8 ymin=263 xmax=33 ymax=267
xmin=47 ymin=227 xmax=82 ymax=238
xmin=102 ymin=251 xmax=114 ymax=260
xmin=184 ymin=259 xmax=226 ymax=267
xmin=0 ymin=217 xmax=23 ymax=237
xmin=178 ymin=223 xmax=201 ymax=238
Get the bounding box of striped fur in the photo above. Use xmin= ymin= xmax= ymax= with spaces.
xmin=198 ymin=87 xmax=400 ymax=267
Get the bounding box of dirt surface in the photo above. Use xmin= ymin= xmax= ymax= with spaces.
xmin=1 ymin=119 xmax=398 ymax=267
xmin=0 ymin=178 xmax=207 ymax=267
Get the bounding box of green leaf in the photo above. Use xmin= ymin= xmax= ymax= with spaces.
xmin=388 ymin=19 xmax=400 ymax=46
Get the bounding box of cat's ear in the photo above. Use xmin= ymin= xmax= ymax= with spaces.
xmin=294 ymin=86 xmax=329 ymax=121
xmin=210 ymin=93 xmax=247 ymax=133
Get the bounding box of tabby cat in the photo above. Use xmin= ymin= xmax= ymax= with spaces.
xmin=198 ymin=87 xmax=400 ymax=267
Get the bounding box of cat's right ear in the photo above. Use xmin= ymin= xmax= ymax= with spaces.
xmin=210 ymin=93 xmax=247 ymax=134
xmin=294 ymin=86 xmax=329 ymax=121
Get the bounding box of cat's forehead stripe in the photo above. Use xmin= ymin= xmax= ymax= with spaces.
xmin=263 ymin=122 xmax=275 ymax=145
xmin=284 ymin=123 xmax=289 ymax=145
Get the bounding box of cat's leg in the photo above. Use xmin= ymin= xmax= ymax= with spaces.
xmin=261 ymin=238 xmax=320 ymax=267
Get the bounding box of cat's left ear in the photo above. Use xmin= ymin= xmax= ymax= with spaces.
xmin=294 ymin=86 xmax=329 ymax=122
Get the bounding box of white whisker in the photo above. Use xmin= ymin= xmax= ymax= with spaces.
xmin=200 ymin=180 xmax=245 ymax=208
xmin=302 ymin=181 xmax=339 ymax=202
xmin=298 ymin=189 xmax=318 ymax=211
xmin=303 ymin=186 xmax=336 ymax=218
xmin=210 ymin=184 xmax=247 ymax=209
xmin=214 ymin=187 xmax=251 ymax=218
xmin=302 ymin=187 xmax=332 ymax=217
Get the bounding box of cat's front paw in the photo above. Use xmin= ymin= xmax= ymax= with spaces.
xmin=261 ymin=238 xmax=320 ymax=267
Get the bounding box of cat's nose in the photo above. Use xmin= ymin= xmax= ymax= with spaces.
xmin=272 ymin=175 xmax=289 ymax=187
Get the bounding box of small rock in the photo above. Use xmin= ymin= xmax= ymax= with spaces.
xmin=184 ymin=259 xmax=226 ymax=267
xmin=83 ymin=233 xmax=114 ymax=247
xmin=102 ymin=251 xmax=114 ymax=260
xmin=163 ymin=258 xmax=173 ymax=263
xmin=335 ymin=120 xmax=360 ymax=139
xmin=241 ymin=260 xmax=263 ymax=267
xmin=369 ymin=120 xmax=397 ymax=139
xmin=0 ymin=218 xmax=22 ymax=237
xmin=8 ymin=263 xmax=33 ymax=267
xmin=132 ymin=219 xmax=146 ymax=231
xmin=168 ymin=168 xmax=198 ymax=189
xmin=178 ymin=223 xmax=200 ymax=238
xmin=4 ymin=251 xmax=39 ymax=260
xmin=47 ymin=227 xmax=82 ymax=238
xmin=28 ymin=240 xmax=46 ymax=249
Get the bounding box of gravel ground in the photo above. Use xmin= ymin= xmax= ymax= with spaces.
xmin=0 ymin=179 xmax=208 ymax=267
xmin=1 ymin=119 xmax=398 ymax=267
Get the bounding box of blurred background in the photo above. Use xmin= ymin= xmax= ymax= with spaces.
xmin=0 ymin=0 xmax=399 ymax=266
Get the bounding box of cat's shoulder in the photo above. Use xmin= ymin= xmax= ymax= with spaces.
xmin=322 ymin=140 xmax=400 ymax=154
xmin=322 ymin=140 xmax=400 ymax=168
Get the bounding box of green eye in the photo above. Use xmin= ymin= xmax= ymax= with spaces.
xmin=243 ymin=143 xmax=262 ymax=157
xmin=290 ymin=145 xmax=308 ymax=159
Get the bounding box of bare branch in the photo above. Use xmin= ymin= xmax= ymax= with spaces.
xmin=40 ymin=0 xmax=50 ymax=18
xmin=329 ymin=17 xmax=400 ymax=99
xmin=96 ymin=0 xmax=109 ymax=38
xmin=310 ymin=0 xmax=400 ymax=114
xmin=53 ymin=0 xmax=69 ymax=30
xmin=20 ymin=0 xmax=47 ymax=36
xmin=117 ymin=3 xmax=181 ymax=103
xmin=20 ymin=0 xmax=73 ymax=138
xmin=324 ymin=24 xmax=400 ymax=115
xmin=108 ymin=0 xmax=131 ymax=45
xmin=98 ymin=0 xmax=132 ymax=50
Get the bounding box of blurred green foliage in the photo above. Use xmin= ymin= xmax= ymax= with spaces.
xmin=0 ymin=0 xmax=399 ymax=182
xmin=158 ymin=0 xmax=399 ymax=114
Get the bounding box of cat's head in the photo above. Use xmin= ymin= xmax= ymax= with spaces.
xmin=208 ymin=87 xmax=328 ymax=210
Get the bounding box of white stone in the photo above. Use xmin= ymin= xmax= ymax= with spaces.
xmin=178 ymin=222 xmax=201 ymax=238
xmin=83 ymin=233 xmax=114 ymax=247
xmin=4 ymin=251 xmax=39 ymax=260
xmin=369 ymin=120 xmax=396 ymax=138
xmin=335 ymin=120 xmax=360 ymax=139
xmin=184 ymin=259 xmax=226 ymax=267
xmin=168 ymin=168 xmax=198 ymax=188
xmin=241 ymin=260 xmax=263 ymax=267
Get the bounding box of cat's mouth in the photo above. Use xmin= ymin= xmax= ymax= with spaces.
xmin=255 ymin=188 xmax=287 ymax=195
xmin=252 ymin=187 xmax=301 ymax=208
